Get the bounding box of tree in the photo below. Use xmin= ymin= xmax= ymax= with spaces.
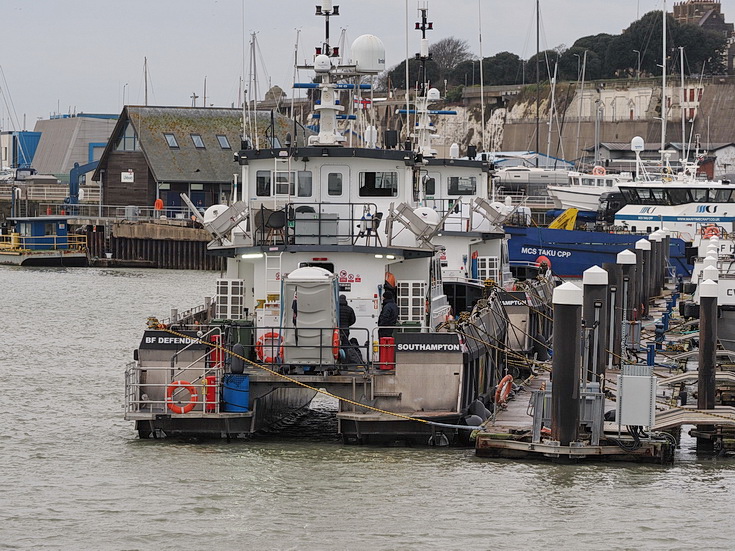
xmin=385 ymin=58 xmax=441 ymax=90
xmin=482 ymin=51 xmax=524 ymax=85
xmin=429 ymin=37 xmax=473 ymax=79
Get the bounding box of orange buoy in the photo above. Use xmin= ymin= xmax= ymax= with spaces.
xmin=166 ymin=380 xmax=198 ymax=414
xmin=494 ymin=374 xmax=514 ymax=405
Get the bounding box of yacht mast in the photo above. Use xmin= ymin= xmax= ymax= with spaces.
xmin=661 ymin=0 xmax=667 ymax=159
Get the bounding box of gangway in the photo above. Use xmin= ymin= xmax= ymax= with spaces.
xmin=658 ymin=371 xmax=735 ymax=387
xmin=653 ymin=406 xmax=735 ymax=431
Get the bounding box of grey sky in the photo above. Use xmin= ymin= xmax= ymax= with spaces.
xmin=1 ymin=1 xmax=679 ymax=129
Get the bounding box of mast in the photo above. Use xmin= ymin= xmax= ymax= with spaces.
xmin=661 ymin=0 xmax=667 ymax=159
xmin=478 ymin=0 xmax=485 ymax=153
xmin=535 ymin=0 xmax=540 ymax=167
xmin=680 ymin=46 xmax=686 ymax=161
xmin=144 ymin=57 xmax=148 ymax=106
xmin=574 ymin=50 xmax=587 ymax=168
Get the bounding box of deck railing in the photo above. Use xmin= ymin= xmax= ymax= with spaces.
xmin=0 ymin=233 xmax=87 ymax=251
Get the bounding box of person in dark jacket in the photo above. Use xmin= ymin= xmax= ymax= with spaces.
xmin=378 ymin=290 xmax=398 ymax=338
xmin=338 ymin=294 xmax=356 ymax=345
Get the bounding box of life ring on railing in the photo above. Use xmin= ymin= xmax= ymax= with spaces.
xmin=703 ymin=225 xmax=721 ymax=239
xmin=256 ymin=332 xmax=283 ymax=363
xmin=332 ymin=328 xmax=341 ymax=359
xmin=591 ymin=166 xmax=606 ymax=176
xmin=494 ymin=374 xmax=514 ymax=405
xmin=166 ymin=380 xmax=198 ymax=414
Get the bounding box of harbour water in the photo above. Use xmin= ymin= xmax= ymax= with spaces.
xmin=2 ymin=266 xmax=735 ymax=550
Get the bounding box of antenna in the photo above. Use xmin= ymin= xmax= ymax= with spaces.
xmin=144 ymin=57 xmax=148 ymax=106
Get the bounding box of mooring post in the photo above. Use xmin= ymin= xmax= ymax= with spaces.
xmin=661 ymin=228 xmax=672 ymax=288
xmin=618 ymin=250 xmax=637 ymax=354
xmin=603 ymin=262 xmax=623 ymax=369
xmin=635 ymin=238 xmax=651 ymax=317
xmin=583 ymin=266 xmax=609 ymax=383
xmin=649 ymin=231 xmax=663 ymax=298
xmin=697 ymin=278 xmax=718 ymax=454
xmin=551 ymin=282 xmax=583 ymax=446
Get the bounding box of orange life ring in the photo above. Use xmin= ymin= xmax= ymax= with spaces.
xmin=703 ymin=225 xmax=720 ymax=238
xmin=494 ymin=374 xmax=514 ymax=405
xmin=592 ymin=166 xmax=606 ymax=176
xmin=256 ymin=332 xmax=283 ymax=363
xmin=166 ymin=380 xmax=198 ymax=414
xmin=332 ymin=328 xmax=341 ymax=359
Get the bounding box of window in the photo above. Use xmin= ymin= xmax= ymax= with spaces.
xmin=359 ymin=171 xmax=398 ymax=197
xmin=667 ymin=188 xmax=691 ymax=205
xmin=116 ymin=122 xmax=139 ymax=151
xmin=274 ymin=171 xmax=294 ymax=195
xmin=256 ymin=170 xmax=271 ymax=196
xmin=163 ymin=133 xmax=179 ymax=148
xmin=328 ymin=173 xmax=343 ymax=195
xmin=216 ymin=135 xmax=231 ymax=149
xmin=397 ymin=280 xmax=425 ymax=323
xmin=712 ymin=189 xmax=732 ymax=203
xmin=297 ymin=171 xmax=312 ymax=197
xmin=691 ymin=188 xmax=709 ymax=202
xmin=448 ymin=176 xmax=476 ymax=195
xmin=424 ymin=175 xmax=437 ymax=196
xmin=44 ymin=223 xmax=55 ymax=236
xmin=191 ymin=134 xmax=205 ymax=149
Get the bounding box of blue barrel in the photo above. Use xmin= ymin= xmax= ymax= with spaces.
xmin=222 ymin=374 xmax=250 ymax=412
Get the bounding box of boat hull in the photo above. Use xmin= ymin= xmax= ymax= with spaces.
xmin=506 ymin=226 xmax=691 ymax=278
xmin=0 ymin=250 xmax=88 ymax=267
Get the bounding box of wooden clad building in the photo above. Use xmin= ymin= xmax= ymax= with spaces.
xmin=92 ymin=106 xmax=309 ymax=211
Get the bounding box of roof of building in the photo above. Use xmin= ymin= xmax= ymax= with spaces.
xmin=32 ymin=115 xmax=118 ymax=176
xmin=93 ymin=106 xmax=312 ymax=184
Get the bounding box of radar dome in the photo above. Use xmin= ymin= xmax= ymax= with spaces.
xmin=427 ymin=88 xmax=441 ymax=101
xmin=203 ymin=204 xmax=228 ymax=224
xmin=351 ymin=34 xmax=386 ymax=73
xmin=413 ymin=207 xmax=441 ymax=226
xmin=631 ymin=136 xmax=645 ymax=151
xmin=314 ymin=54 xmax=331 ymax=73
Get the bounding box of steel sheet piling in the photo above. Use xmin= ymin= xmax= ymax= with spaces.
xmin=551 ymin=282 xmax=583 ymax=446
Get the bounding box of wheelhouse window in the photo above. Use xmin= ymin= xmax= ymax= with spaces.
xmin=297 ymin=171 xmax=312 ymax=197
xmin=257 ymin=170 xmax=312 ymax=197
xmin=327 ymin=173 xmax=343 ymax=196
xmin=712 ymin=188 xmax=733 ymax=203
xmin=191 ymin=134 xmax=205 ymax=149
xmin=668 ymin=188 xmax=691 ymax=205
xmin=216 ymin=135 xmax=231 ymax=149
xmin=256 ymin=170 xmax=271 ymax=196
xmin=423 ymin=174 xmax=437 ymax=196
xmin=359 ymin=171 xmax=398 ymax=197
xmin=163 ymin=133 xmax=179 ymax=148
xmin=691 ymin=188 xmax=709 ymax=202
xmin=448 ymin=176 xmax=476 ymax=195
xmin=274 ymin=171 xmax=294 ymax=195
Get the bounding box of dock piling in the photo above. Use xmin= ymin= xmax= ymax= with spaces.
xmin=551 ymin=282 xmax=583 ymax=446
xmin=583 ymin=266 xmax=609 ymax=383
xmin=697 ymin=279 xmax=718 ymax=453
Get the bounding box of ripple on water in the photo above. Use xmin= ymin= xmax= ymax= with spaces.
xmin=2 ymin=266 xmax=735 ymax=550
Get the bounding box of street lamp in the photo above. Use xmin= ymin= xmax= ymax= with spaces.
xmin=122 ymin=83 xmax=129 ymax=107
xmin=633 ymin=50 xmax=641 ymax=80
xmin=574 ymin=53 xmax=581 ymax=81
